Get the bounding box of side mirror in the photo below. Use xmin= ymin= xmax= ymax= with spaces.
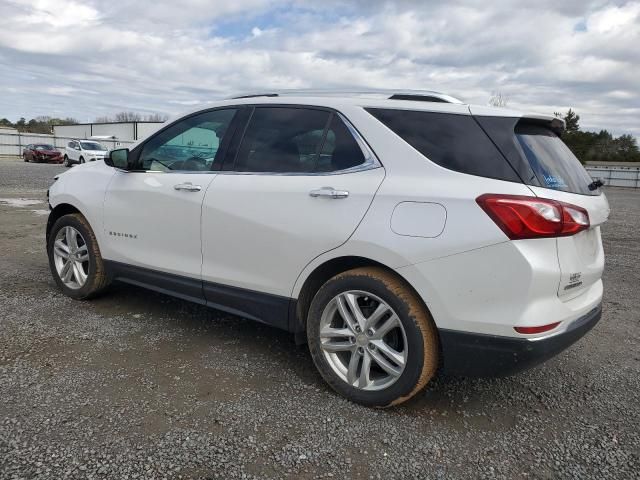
xmin=106 ymin=148 xmax=131 ymax=170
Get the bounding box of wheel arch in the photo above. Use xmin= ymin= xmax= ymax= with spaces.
xmin=291 ymin=255 xmax=432 ymax=336
xmin=46 ymin=203 xmax=83 ymax=246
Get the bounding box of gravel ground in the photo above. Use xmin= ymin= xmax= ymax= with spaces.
xmin=0 ymin=157 xmax=639 ymax=479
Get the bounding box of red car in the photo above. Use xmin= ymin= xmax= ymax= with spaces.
xmin=23 ymin=144 xmax=63 ymax=163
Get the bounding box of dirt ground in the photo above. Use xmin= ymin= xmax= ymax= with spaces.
xmin=0 ymin=158 xmax=638 ymax=479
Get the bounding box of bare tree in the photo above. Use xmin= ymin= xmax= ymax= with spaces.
xmin=488 ymin=91 xmax=509 ymax=108
xmin=95 ymin=112 xmax=167 ymax=123
xmin=114 ymin=111 xmax=142 ymax=122
xmin=145 ymin=113 xmax=169 ymax=122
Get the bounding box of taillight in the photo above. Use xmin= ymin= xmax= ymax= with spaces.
xmin=476 ymin=194 xmax=589 ymax=240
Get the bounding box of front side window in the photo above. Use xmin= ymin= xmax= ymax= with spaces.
xmin=138 ymin=109 xmax=236 ymax=172
xmin=232 ymin=107 xmax=367 ymax=174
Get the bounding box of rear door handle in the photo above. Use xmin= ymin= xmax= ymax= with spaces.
xmin=174 ymin=182 xmax=202 ymax=192
xmin=309 ymin=187 xmax=349 ymax=199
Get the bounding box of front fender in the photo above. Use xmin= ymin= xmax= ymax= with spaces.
xmin=47 ymin=162 xmax=115 ymax=253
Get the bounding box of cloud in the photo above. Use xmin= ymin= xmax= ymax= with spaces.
xmin=0 ymin=0 xmax=637 ymax=139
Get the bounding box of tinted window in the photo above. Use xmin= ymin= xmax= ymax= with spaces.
xmin=366 ymin=108 xmax=520 ymax=182
xmin=139 ymin=109 xmax=236 ymax=172
xmin=315 ymin=115 xmax=366 ymax=172
xmin=80 ymin=142 xmax=106 ymax=151
xmin=233 ymin=107 xmax=330 ymax=173
xmin=515 ymin=124 xmax=597 ymax=195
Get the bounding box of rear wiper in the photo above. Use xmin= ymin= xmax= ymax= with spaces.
xmin=588 ymin=179 xmax=604 ymax=191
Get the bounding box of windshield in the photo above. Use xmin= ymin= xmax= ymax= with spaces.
xmin=80 ymin=142 xmax=106 ymax=151
xmin=515 ymin=124 xmax=599 ymax=196
xmin=35 ymin=144 xmax=55 ymax=150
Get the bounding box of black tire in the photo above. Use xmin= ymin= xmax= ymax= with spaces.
xmin=79 ymin=156 xmax=85 ymax=164
xmin=24 ymin=154 xmax=28 ymax=162
xmin=307 ymin=267 xmax=439 ymax=407
xmin=63 ymin=155 xmax=70 ymax=167
xmin=47 ymin=213 xmax=111 ymax=300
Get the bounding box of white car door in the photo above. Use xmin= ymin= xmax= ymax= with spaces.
xmin=201 ymin=106 xmax=385 ymax=327
xmin=102 ymin=108 xmax=239 ymax=300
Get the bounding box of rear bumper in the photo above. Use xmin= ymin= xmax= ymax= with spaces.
xmin=438 ymin=303 xmax=602 ymax=377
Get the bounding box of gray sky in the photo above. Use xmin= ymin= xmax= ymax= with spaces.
xmin=0 ymin=0 xmax=638 ymax=138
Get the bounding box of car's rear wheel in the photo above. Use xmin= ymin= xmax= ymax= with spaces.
xmin=47 ymin=213 xmax=111 ymax=300
xmin=307 ymin=267 xmax=439 ymax=407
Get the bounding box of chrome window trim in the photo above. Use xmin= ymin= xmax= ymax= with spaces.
xmin=138 ymin=170 xmax=218 ymax=174
xmin=214 ymin=165 xmax=383 ymax=177
xmin=129 ymin=105 xmax=382 ymax=176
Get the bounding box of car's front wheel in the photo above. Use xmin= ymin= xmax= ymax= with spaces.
xmin=47 ymin=213 xmax=111 ymax=299
xmin=307 ymin=267 xmax=439 ymax=407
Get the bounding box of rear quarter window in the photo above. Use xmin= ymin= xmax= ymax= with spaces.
xmin=365 ymin=108 xmax=520 ymax=182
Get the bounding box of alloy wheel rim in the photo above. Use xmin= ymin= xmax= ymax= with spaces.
xmin=53 ymin=226 xmax=89 ymax=289
xmin=319 ymin=290 xmax=408 ymax=391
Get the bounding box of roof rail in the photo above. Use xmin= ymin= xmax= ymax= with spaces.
xmin=228 ymin=89 xmax=464 ymax=104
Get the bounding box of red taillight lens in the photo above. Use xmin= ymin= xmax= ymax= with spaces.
xmin=476 ymin=194 xmax=589 ymax=240
xmin=514 ymin=322 xmax=560 ymax=334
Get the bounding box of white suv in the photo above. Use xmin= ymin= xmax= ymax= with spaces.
xmin=46 ymin=90 xmax=609 ymax=406
xmin=63 ymin=140 xmax=108 ymax=167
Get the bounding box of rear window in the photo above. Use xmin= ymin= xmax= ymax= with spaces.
xmin=514 ymin=124 xmax=598 ymax=196
xmin=365 ymin=108 xmax=520 ymax=182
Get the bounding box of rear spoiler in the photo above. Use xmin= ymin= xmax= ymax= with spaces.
xmin=520 ymin=114 xmax=565 ymax=136
xmin=468 ymin=106 xmax=566 ymax=136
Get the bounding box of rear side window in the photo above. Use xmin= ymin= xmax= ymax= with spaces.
xmin=366 ymin=108 xmax=520 ymax=182
xmin=232 ymin=107 xmax=367 ymax=173
xmin=234 ymin=107 xmax=330 ymax=173
xmin=316 ymin=115 xmax=366 ymax=172
xmin=514 ymin=124 xmax=597 ymax=195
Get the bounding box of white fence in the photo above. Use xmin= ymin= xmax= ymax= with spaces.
xmin=0 ymin=131 xmax=134 ymax=157
xmin=586 ymin=165 xmax=640 ymax=189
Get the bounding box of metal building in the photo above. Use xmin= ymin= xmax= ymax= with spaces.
xmin=53 ymin=121 xmax=163 ymax=143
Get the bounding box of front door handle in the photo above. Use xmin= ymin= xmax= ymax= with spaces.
xmin=309 ymin=187 xmax=349 ymax=199
xmin=174 ymin=182 xmax=202 ymax=192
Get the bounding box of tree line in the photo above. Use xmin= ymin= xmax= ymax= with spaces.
xmin=554 ymin=109 xmax=640 ymax=164
xmin=0 ymin=116 xmax=79 ymax=134
xmin=0 ymin=111 xmax=168 ymax=135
